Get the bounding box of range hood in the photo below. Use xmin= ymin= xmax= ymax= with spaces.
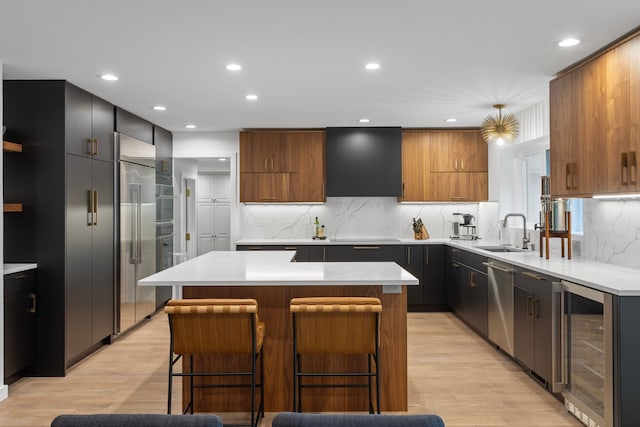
xmin=325 ymin=127 xmax=401 ymax=197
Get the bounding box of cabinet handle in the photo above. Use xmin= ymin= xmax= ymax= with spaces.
xmin=571 ymin=162 xmax=578 ymax=190
xmin=527 ymin=295 xmax=534 ymax=317
xmin=402 ymin=182 xmax=405 ymax=200
xmin=29 ymin=293 xmax=37 ymax=314
xmin=461 ymin=158 xmax=465 ymax=171
xmin=469 ymin=271 xmax=477 ymax=288
xmin=451 ymin=248 xmax=460 ymax=253
xmin=264 ymin=158 xmax=268 ymax=170
xmin=9 ymin=273 xmax=28 ymax=280
xmin=93 ymin=138 xmax=98 ymax=156
xmin=533 ymin=298 xmax=540 ymax=318
xmin=259 ymin=197 xmax=279 ymax=201
xmin=284 ymin=247 xmax=298 ymax=250
xmin=630 ymin=151 xmax=637 ymax=186
xmin=86 ymin=138 xmax=93 ymax=155
xmin=621 ymin=152 xmax=629 ymax=186
xmin=407 ymin=247 xmax=411 ymax=265
xmin=322 ymin=182 xmax=325 ymax=199
xmin=455 ymin=158 xmax=458 ymax=171
xmin=452 ymin=262 xmax=460 ymax=268
xmin=424 ymin=247 xmax=429 ymax=265
xmin=322 ymin=247 xmax=326 ymax=262
xmin=353 ymin=246 xmax=380 ymax=250
xmin=451 ymin=196 xmax=468 ymax=200
xmin=270 ymin=158 xmax=274 ymax=171
xmin=87 ymin=190 xmax=94 ymax=225
xmin=93 ymin=190 xmax=98 ymax=225
xmin=521 ymin=271 xmax=546 ymax=281
xmin=565 ymin=163 xmax=571 ymax=190
xmin=247 ymin=246 xmax=263 ymax=250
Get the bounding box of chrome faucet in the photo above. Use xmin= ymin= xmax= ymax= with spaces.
xmin=503 ymin=213 xmax=529 ymax=249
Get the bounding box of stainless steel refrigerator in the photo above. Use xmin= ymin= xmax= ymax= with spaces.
xmin=116 ymin=133 xmax=156 ymax=333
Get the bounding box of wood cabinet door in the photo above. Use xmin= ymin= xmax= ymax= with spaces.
xmin=458 ymin=131 xmax=488 ymax=172
xmin=430 ymin=172 xmax=487 ymax=201
xmin=240 ymin=132 xmax=272 ymax=172
xmin=401 ymin=131 xmax=431 ymax=201
xmin=630 ymin=36 xmax=640 ymax=190
xmin=291 ymin=131 xmax=326 ymax=201
xmin=605 ymin=42 xmax=636 ymax=193
xmin=240 ymin=173 xmax=292 ymax=202
xmin=429 ymin=132 xmax=458 ymax=172
xmin=550 ymin=73 xmax=581 ymax=196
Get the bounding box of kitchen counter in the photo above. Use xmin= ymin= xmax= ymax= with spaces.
xmin=3 ymin=263 xmax=37 ymax=275
xmin=139 ymin=250 xmax=418 ymax=295
xmin=235 ymin=238 xmax=640 ymax=296
xmin=138 ymin=249 xmax=416 ymax=412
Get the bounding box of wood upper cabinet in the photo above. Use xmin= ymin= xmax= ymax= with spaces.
xmin=550 ymin=32 xmax=640 ymax=197
xmin=240 ymin=131 xmax=296 ymax=173
xmin=400 ymin=131 xmax=431 ymax=201
xmin=430 ymin=172 xmax=487 ymax=202
xmin=401 ymin=129 xmax=487 ymax=202
xmin=429 ymin=130 xmax=487 ymax=173
xmin=239 ymin=130 xmax=325 ymax=202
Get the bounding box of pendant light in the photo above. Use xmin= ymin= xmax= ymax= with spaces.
xmin=481 ymin=104 xmax=520 ymax=145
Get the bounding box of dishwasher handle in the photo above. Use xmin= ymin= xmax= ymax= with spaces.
xmin=483 ymin=261 xmax=513 ymax=273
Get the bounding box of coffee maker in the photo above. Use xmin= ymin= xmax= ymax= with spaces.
xmin=451 ymin=213 xmax=478 ymax=240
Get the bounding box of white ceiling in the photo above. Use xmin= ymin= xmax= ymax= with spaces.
xmin=2 ymin=1 xmax=640 ymax=132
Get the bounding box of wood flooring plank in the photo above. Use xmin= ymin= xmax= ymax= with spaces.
xmin=0 ymin=312 xmax=580 ymax=427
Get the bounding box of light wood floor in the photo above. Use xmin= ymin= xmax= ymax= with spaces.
xmin=0 ymin=312 xmax=579 ymax=427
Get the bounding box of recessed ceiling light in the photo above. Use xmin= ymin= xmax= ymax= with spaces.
xmin=359 ymin=119 xmax=371 ymax=123
xmin=153 ymin=105 xmax=167 ymax=111
xmin=365 ymin=63 xmax=380 ymax=70
xmin=445 ymin=118 xmax=457 ymax=123
xmin=558 ymin=38 xmax=580 ymax=47
xmin=100 ymin=73 xmax=118 ymax=81
xmin=226 ymin=64 xmax=242 ymax=71
xmin=184 ymin=124 xmax=196 ymax=129
xmin=246 ymin=94 xmax=258 ymax=101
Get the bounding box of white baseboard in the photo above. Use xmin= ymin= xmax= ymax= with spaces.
xmin=0 ymin=384 xmax=8 ymax=401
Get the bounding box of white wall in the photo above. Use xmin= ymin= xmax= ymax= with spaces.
xmin=1 ymin=61 xmax=8 ymax=401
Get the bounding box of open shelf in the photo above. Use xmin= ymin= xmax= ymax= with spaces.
xmin=3 ymin=203 xmax=23 ymax=213
xmin=3 ymin=141 xmax=23 ymax=153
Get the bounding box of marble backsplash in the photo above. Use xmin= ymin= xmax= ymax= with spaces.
xmin=239 ymin=198 xmax=500 ymax=241
xmin=582 ymin=199 xmax=640 ymax=269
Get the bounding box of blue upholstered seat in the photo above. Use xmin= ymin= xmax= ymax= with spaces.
xmin=271 ymin=412 xmax=446 ymax=427
xmin=50 ymin=414 xmax=223 ymax=427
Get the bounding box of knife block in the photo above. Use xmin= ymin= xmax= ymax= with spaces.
xmin=414 ymin=225 xmax=430 ymax=240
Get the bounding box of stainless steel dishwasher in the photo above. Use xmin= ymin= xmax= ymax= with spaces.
xmin=485 ymin=260 xmax=514 ymax=356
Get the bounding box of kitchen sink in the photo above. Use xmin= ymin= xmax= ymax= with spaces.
xmin=473 ymin=245 xmax=526 ymax=253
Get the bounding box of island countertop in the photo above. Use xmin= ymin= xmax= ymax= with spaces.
xmin=138 ymin=250 xmax=418 ymax=294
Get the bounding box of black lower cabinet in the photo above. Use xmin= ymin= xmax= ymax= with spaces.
xmin=446 ymin=248 xmax=488 ymax=336
xmin=513 ymin=269 xmax=555 ymax=386
xmin=408 ymin=245 xmax=446 ymax=311
xmin=325 ymin=245 xmax=404 ymax=262
xmin=4 ymin=270 xmax=36 ymax=384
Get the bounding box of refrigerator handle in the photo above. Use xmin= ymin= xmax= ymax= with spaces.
xmin=87 ymin=190 xmax=94 ymax=225
xmin=93 ymin=190 xmax=98 ymax=226
xmin=130 ymin=184 xmax=142 ymax=264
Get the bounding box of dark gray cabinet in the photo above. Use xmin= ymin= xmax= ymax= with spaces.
xmin=115 ymin=107 xmax=153 ymax=144
xmin=325 ymin=244 xmax=404 ymax=262
xmin=65 ymin=155 xmax=114 ymax=364
xmin=446 ymin=247 xmax=488 ymax=336
xmin=154 ymin=125 xmax=173 ymax=176
xmin=65 ymin=84 xmax=114 ymax=163
xmin=3 ymin=80 xmax=115 ymax=376
xmin=4 ymin=270 xmax=36 ymax=384
xmin=236 ymin=245 xmax=309 ymax=262
xmin=410 ymin=245 xmax=446 ymax=311
xmin=326 ymin=127 xmax=402 ymax=196
xmin=513 ymin=269 xmax=555 ymax=386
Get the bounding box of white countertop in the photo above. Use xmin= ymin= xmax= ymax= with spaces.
xmin=138 ymin=250 xmax=418 ymax=294
xmin=235 ymin=238 xmax=640 ymax=296
xmin=3 ymin=263 xmax=37 ymax=275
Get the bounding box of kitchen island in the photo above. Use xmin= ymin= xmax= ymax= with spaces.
xmin=139 ymin=250 xmax=418 ymax=412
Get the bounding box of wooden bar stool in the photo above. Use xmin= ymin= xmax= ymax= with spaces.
xmin=290 ymin=297 xmax=382 ymax=413
xmin=165 ymin=299 xmax=265 ymax=427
